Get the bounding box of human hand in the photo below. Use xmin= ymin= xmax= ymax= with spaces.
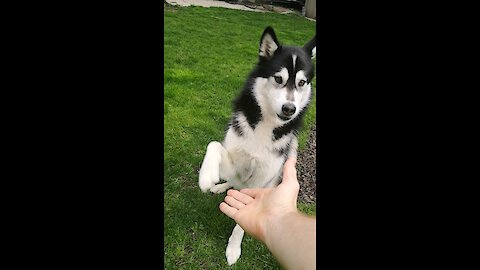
xmin=219 ymin=158 xmax=300 ymax=242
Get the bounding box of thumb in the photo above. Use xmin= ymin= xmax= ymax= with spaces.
xmin=281 ymin=158 xmax=298 ymax=185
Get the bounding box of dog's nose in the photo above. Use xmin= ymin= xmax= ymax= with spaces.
xmin=282 ymin=103 xmax=296 ymax=116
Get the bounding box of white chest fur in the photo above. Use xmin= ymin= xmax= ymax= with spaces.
xmin=222 ymin=113 xmax=292 ymax=188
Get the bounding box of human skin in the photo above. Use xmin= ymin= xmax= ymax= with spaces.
xmin=220 ymin=158 xmax=316 ymax=270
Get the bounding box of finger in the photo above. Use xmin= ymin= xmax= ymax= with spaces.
xmin=224 ymin=195 xmax=246 ymax=210
xmin=285 ymin=157 xmax=297 ymax=167
xmin=227 ymin=189 xmax=254 ymax=205
xmin=219 ymin=202 xmax=238 ymax=219
xmin=282 ymin=158 xmax=298 ymax=183
xmin=239 ymin=188 xmax=262 ymax=198
xmin=281 ymin=160 xmax=300 ymax=194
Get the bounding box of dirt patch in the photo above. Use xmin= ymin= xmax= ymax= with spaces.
xmin=296 ymin=124 xmax=316 ymax=204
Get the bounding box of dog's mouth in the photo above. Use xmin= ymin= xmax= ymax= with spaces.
xmin=277 ymin=114 xmax=291 ymax=121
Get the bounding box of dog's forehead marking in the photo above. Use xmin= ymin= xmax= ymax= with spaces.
xmin=292 ymin=54 xmax=297 ymax=70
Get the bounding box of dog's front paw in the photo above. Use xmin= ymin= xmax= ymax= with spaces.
xmin=210 ymin=183 xmax=231 ymax=194
xmin=226 ymin=243 xmax=241 ymax=265
xmin=198 ymin=161 xmax=220 ymax=193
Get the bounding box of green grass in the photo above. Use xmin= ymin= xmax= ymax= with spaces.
xmin=164 ymin=5 xmax=316 ymax=269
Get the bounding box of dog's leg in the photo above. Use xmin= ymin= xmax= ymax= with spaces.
xmin=225 ymin=224 xmax=244 ymax=265
xmin=198 ymin=141 xmax=223 ymax=192
xmin=210 ymin=182 xmax=233 ymax=193
xmin=209 ymin=143 xmax=237 ymax=193
xmin=199 ymin=141 xmax=237 ymax=193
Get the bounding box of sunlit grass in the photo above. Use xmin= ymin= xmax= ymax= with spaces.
xmin=164 ymin=5 xmax=316 ymax=269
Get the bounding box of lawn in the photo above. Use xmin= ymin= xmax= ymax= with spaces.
xmin=164 ymin=5 xmax=316 ymax=269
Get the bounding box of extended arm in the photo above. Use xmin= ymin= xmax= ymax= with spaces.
xmin=219 ymin=158 xmax=316 ymax=270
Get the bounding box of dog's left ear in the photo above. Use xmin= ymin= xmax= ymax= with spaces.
xmin=259 ymin=26 xmax=281 ymax=59
xmin=303 ymin=35 xmax=316 ymax=59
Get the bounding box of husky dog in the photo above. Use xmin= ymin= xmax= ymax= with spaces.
xmin=198 ymin=26 xmax=316 ymax=265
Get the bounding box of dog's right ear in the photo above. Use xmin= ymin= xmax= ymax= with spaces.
xmin=303 ymin=35 xmax=316 ymax=59
xmin=259 ymin=26 xmax=281 ymax=59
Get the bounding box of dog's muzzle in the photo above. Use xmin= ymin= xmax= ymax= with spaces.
xmin=277 ymin=103 xmax=296 ymax=121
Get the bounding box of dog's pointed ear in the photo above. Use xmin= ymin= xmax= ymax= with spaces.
xmin=259 ymin=26 xmax=280 ymax=59
xmin=303 ymin=35 xmax=316 ymax=59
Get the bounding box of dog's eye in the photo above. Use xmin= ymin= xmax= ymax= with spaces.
xmin=298 ymin=80 xmax=306 ymax=87
xmin=274 ymin=76 xmax=283 ymax=84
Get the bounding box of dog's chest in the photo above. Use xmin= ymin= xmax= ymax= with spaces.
xmin=223 ymin=119 xmax=292 ymax=187
xmin=225 ymin=121 xmax=290 ymax=158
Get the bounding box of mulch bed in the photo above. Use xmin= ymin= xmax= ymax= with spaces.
xmin=296 ymin=124 xmax=317 ymax=203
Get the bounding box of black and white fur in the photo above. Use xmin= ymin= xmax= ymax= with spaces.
xmin=198 ymin=26 xmax=316 ymax=265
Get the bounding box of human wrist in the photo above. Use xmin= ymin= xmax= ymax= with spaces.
xmin=262 ymin=209 xmax=299 ymax=247
xmin=262 ymin=211 xmax=316 ymax=270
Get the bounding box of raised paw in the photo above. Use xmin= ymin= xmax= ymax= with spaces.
xmin=210 ymin=182 xmax=231 ymax=194
xmin=226 ymin=243 xmax=241 ymax=265
xmin=198 ymin=161 xmax=220 ymax=193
